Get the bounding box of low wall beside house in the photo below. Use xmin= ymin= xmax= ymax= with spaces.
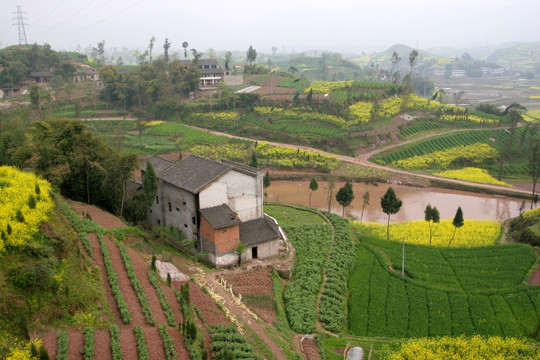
xmin=223 ymin=75 xmax=243 ymax=86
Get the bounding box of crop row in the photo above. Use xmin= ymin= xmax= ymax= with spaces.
xmin=399 ymin=122 xmax=445 ymax=138
xmin=318 ymin=213 xmax=356 ymax=333
xmin=148 ymin=269 xmax=176 ymax=327
xmin=79 ymin=232 xmax=94 ymax=258
xmin=391 ymin=143 xmax=498 ymax=169
xmin=241 ymin=113 xmax=344 ymax=138
xmin=82 ymin=327 xmax=94 ymax=360
xmin=375 ymin=127 xmax=540 ymax=164
xmin=366 ymin=237 xmax=535 ymax=292
xmin=209 ymin=325 xmax=258 ymax=360
xmin=121 ymin=134 xmax=177 ymax=154
xmin=254 ymin=106 xmax=347 ymax=127
xmin=134 ymin=325 xmax=149 ymax=360
xmin=158 ymin=324 xmax=177 ymax=360
xmin=146 ymin=121 xmax=229 ymax=147
xmin=307 ymin=81 xmax=395 ymax=94
xmin=116 ymin=241 xmax=155 ymax=326
xmin=56 ymin=330 xmax=68 ymax=360
xmin=97 ymin=233 xmax=131 ymax=324
xmin=374 ymin=128 xmax=513 ymax=165
xmin=109 ymin=324 xmax=122 ymax=360
xmin=59 ymin=201 xmax=105 ymax=234
xmin=348 ymin=243 xmax=540 ymax=338
xmin=283 ymin=224 xmax=333 ymax=333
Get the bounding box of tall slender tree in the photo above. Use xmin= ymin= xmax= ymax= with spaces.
xmin=225 ymin=51 xmax=232 ymax=71
xmin=448 ymin=207 xmax=464 ymax=247
xmin=163 ymin=38 xmax=171 ymax=61
xmin=247 ymin=46 xmax=257 ymax=65
xmin=390 ymin=51 xmax=401 ymax=81
xmin=424 ymin=204 xmax=440 ymax=245
xmin=336 ymin=182 xmax=354 ymax=217
xmin=182 ymin=41 xmax=189 ymax=58
xmin=309 ymin=177 xmax=318 ymax=207
xmin=381 ymin=187 xmax=402 ymax=240
xmin=148 ymin=36 xmax=155 ymax=62
xmin=529 ymin=140 xmax=540 ymax=209
xmin=360 ymin=191 xmax=370 ymax=221
xmin=498 ymin=103 xmax=526 ymax=180
xmin=263 ymin=171 xmax=271 ymax=189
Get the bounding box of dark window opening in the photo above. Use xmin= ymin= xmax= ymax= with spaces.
xmin=252 ymin=246 xmax=258 ymax=259
xmin=176 ymin=207 xmax=179 ymax=211
xmin=149 ymin=209 xmax=152 ymax=213
xmin=192 ymin=215 xmax=196 ymax=225
xmin=156 ymin=196 xmax=159 ymax=204
xmin=157 ymin=220 xmax=161 ymax=225
xmin=184 ymin=224 xmax=188 ymax=228
xmin=168 ymin=202 xmax=172 ymax=211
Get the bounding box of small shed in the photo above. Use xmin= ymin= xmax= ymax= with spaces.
xmin=347 ymin=347 xmax=364 ymax=360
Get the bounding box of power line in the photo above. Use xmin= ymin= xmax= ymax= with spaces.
xmin=64 ymin=0 xmax=146 ymax=35
xmin=12 ymin=6 xmax=29 ymax=45
xmin=39 ymin=0 xmax=99 ymax=34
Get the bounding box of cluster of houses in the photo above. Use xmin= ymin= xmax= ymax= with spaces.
xmin=433 ymin=67 xmax=505 ymax=78
xmin=1 ymin=58 xmax=244 ymax=99
xmin=138 ymin=155 xmax=284 ymax=267
xmin=181 ymin=59 xmax=243 ymax=88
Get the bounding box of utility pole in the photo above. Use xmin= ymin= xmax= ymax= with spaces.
xmin=12 ymin=6 xmax=29 ymax=45
xmin=401 ymin=237 xmax=405 ymax=276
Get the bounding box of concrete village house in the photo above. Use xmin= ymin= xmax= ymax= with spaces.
xmin=140 ymin=155 xmax=282 ymax=266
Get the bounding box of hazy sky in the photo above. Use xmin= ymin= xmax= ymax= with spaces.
xmin=1 ymin=0 xmax=539 ymax=55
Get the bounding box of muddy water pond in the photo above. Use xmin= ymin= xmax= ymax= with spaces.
xmin=265 ymin=180 xmax=531 ymax=224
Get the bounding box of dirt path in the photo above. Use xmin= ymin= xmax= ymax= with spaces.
xmin=183 ymin=124 xmax=531 ymax=196
xmin=203 ymin=272 xmax=290 ymax=360
xmin=119 ymin=327 xmax=138 ymax=360
xmin=67 ymin=331 xmax=84 ymax=360
xmin=93 ymin=329 xmax=113 ymax=360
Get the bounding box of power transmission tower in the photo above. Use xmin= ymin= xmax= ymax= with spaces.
xmin=12 ymin=6 xmax=29 ymax=45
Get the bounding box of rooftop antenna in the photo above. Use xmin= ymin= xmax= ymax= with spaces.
xmin=13 ymin=6 xmax=29 ymax=45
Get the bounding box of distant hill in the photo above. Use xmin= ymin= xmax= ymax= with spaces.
xmin=427 ymin=42 xmax=524 ymax=61
xmin=349 ymin=44 xmax=452 ymax=71
xmin=486 ymin=42 xmax=540 ymax=72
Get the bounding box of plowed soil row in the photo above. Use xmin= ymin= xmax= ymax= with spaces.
xmin=221 ymin=268 xmax=276 ymax=324
xmin=41 ymin=202 xmax=194 ymax=359
xmin=46 ymin=325 xmax=189 ymax=360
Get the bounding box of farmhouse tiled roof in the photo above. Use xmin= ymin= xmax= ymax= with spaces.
xmin=181 ymin=59 xmax=220 ymax=66
xmin=157 ymin=154 xmax=231 ymax=194
xmin=240 ymin=216 xmax=279 ymax=246
xmin=141 ymin=156 xmax=173 ymax=175
xmin=200 ymin=204 xmax=240 ymax=230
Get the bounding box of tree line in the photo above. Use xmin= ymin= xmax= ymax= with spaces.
xmin=0 ymin=109 xmax=138 ymax=217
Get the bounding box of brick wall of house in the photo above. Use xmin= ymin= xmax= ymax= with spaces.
xmin=200 ymin=216 xmax=240 ymax=253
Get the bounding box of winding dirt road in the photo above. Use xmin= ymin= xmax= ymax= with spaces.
xmin=183 ymin=124 xmax=532 ymax=197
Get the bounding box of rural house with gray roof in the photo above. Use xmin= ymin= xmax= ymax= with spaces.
xmin=141 ymin=155 xmax=281 ymax=266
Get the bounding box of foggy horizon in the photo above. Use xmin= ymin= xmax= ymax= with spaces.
xmin=1 ymin=0 xmax=539 ymax=56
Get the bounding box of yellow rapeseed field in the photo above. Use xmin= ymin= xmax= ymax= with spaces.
xmin=352 ymin=219 xmax=502 ymax=247
xmin=0 ymin=166 xmax=54 ymax=252
xmin=434 ymin=167 xmax=510 ymax=187
xmin=386 ymin=335 xmax=540 ymax=360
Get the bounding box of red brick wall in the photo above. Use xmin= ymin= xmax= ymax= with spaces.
xmin=200 ymin=216 xmax=240 ymax=252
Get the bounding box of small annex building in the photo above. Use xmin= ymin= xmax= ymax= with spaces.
xmin=140 ymin=155 xmax=281 ymax=266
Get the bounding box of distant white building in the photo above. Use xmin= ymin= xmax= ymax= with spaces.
xmin=434 ymin=69 xmax=446 ymax=77
xmin=451 ymin=69 xmax=465 ymax=78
